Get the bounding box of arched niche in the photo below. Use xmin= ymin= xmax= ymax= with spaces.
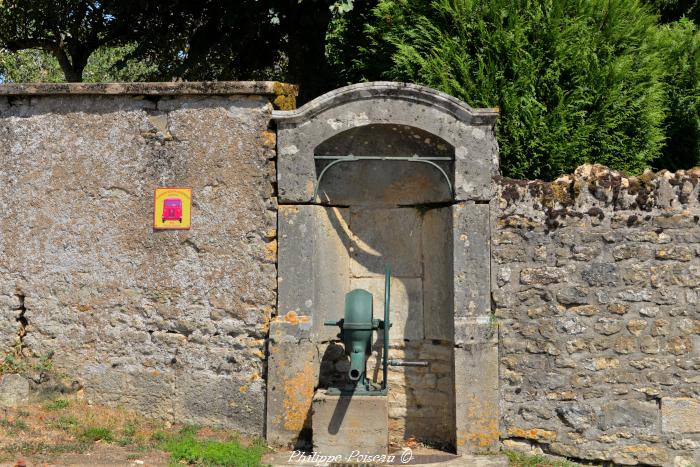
xmin=274 ymin=82 xmax=499 ymax=203
xmin=267 ymin=82 xmax=500 ymax=456
xmin=314 ymin=123 xmax=454 ymax=206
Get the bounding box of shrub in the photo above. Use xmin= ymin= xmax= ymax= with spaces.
xmin=341 ymin=0 xmax=671 ymax=179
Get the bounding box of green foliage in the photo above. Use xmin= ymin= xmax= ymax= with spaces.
xmin=52 ymin=415 xmax=79 ymax=431
xmin=0 ymin=44 xmax=156 ymax=83
xmin=354 ymin=0 xmax=669 ymax=179
xmin=0 ymin=354 xmax=25 ymax=374
xmin=0 ymin=49 xmax=64 ymax=83
xmin=157 ymin=430 xmax=267 ymax=467
xmin=0 ymin=0 xmax=136 ymax=81
xmin=327 ymin=0 xmax=382 ymax=86
xmin=78 ymin=426 xmax=113 ymax=442
xmin=652 ymin=18 xmax=700 ymax=169
xmin=642 ymin=0 xmax=698 ymax=22
xmin=45 ymin=399 xmax=70 ymax=411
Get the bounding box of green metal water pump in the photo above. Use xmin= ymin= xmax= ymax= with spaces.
xmin=324 ymin=267 xmax=428 ymax=395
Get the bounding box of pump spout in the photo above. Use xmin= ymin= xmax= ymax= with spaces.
xmin=348 ymin=347 xmax=366 ymax=381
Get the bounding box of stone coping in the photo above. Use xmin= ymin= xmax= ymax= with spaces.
xmin=0 ymin=81 xmax=298 ymax=96
xmin=273 ymin=81 xmax=499 ymax=126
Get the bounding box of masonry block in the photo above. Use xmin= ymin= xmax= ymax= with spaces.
xmin=312 ymin=392 xmax=389 ymax=457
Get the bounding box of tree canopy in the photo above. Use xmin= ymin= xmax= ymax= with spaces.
xmin=0 ymin=0 xmax=697 ymax=178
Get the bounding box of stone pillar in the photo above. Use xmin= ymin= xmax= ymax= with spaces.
xmin=453 ymin=201 xmax=500 ymax=453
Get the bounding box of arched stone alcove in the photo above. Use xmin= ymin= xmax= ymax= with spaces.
xmin=266 ymin=82 xmax=499 ymax=454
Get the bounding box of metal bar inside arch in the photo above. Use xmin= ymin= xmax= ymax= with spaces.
xmin=313 ymin=154 xmax=454 ymax=200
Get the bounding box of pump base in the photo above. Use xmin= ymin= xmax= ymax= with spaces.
xmin=312 ymin=390 xmax=388 ymax=457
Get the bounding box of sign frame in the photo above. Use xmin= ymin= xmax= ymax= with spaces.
xmin=153 ymin=187 xmax=193 ymax=230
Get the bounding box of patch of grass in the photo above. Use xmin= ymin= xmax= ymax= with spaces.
xmin=12 ymin=419 xmax=28 ymax=431
xmin=505 ymin=450 xmax=582 ymax=467
xmin=0 ymin=417 xmax=29 ymax=433
xmin=16 ymin=410 xmax=30 ymax=418
xmin=45 ymin=399 xmax=70 ymax=410
xmin=159 ymin=432 xmax=266 ymax=467
xmin=32 ymin=353 xmax=54 ymax=372
xmin=52 ymin=415 xmax=79 ymax=431
xmin=123 ymin=421 xmax=137 ymax=437
xmin=150 ymin=430 xmax=168 ymax=443
xmin=78 ymin=426 xmax=113 ymax=443
xmin=178 ymin=423 xmax=200 ymax=437
xmin=0 ymin=354 xmax=26 ymax=374
xmin=117 ymin=437 xmax=134 ymax=446
xmin=3 ymin=441 xmax=89 ymax=455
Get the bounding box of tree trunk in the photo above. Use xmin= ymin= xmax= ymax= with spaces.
xmin=52 ymin=47 xmax=84 ymax=82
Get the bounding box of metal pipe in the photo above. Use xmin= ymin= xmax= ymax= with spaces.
xmin=383 ymin=266 xmax=390 ymax=391
xmin=387 ymin=360 xmax=430 ymax=367
xmin=313 ymin=154 xmax=454 ymax=199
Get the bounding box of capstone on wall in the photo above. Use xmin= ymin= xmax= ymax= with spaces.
xmin=494 ymin=164 xmax=700 ymax=466
xmin=0 ymin=82 xmax=295 ymax=434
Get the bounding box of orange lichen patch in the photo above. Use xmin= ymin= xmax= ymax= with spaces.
xmin=75 ymin=304 xmax=92 ymax=312
xmin=284 ymin=311 xmax=299 ymax=324
xmin=250 ymin=373 xmax=260 ymax=381
xmin=239 ymin=386 xmax=248 ymax=394
xmin=279 ymin=311 xmax=311 ymax=326
xmin=273 ymin=94 xmax=296 ymax=111
xmin=279 ymin=205 xmax=300 ymax=215
xmin=306 ymin=180 xmax=315 ymax=197
xmin=265 ymin=240 xmax=278 ymax=262
xmin=261 ymin=130 xmax=277 ymax=149
xmin=458 ymin=397 xmax=500 ymax=450
xmin=272 ymin=82 xmax=299 ymax=97
xmin=283 ymin=361 xmax=314 ymax=431
xmin=507 ymin=427 xmax=557 ymax=443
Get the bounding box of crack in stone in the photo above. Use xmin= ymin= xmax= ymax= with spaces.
xmin=15 ymin=293 xmax=28 ymax=356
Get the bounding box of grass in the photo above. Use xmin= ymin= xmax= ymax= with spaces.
xmin=158 ymin=428 xmax=267 ymax=467
xmin=0 ymin=398 xmax=267 ymax=465
xmin=52 ymin=415 xmax=78 ymax=431
xmin=0 ymin=417 xmax=28 ymax=433
xmin=78 ymin=426 xmax=113 ymax=443
xmin=505 ymin=450 xmax=583 ymax=467
xmin=45 ymin=399 xmax=70 ymax=411
xmin=1 ymin=441 xmax=89 ymax=455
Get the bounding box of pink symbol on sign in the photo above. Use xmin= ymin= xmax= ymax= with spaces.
xmin=162 ymin=198 xmax=183 ymax=223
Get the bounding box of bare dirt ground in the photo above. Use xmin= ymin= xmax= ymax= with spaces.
xmin=0 ymin=398 xmax=261 ymax=466
xmin=1 ymin=444 xmax=170 ymax=466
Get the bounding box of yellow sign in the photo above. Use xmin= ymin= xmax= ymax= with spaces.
xmin=154 ymin=187 xmax=192 ymax=230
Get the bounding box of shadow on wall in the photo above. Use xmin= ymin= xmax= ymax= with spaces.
xmin=311 ymin=123 xmax=457 ymax=451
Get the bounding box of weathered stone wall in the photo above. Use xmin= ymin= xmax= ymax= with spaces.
xmin=494 ymin=164 xmax=700 ymax=466
xmin=3 ymin=81 xmax=698 ymax=466
xmin=0 ymin=82 xmax=295 ymax=435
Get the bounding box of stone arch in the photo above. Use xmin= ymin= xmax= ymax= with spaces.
xmin=267 ymin=82 xmax=499 ymax=455
xmin=313 ymin=123 xmax=455 ymax=206
xmin=274 ymin=82 xmax=499 ymax=203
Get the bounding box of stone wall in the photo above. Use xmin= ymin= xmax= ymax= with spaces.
xmin=494 ymin=164 xmax=700 ymax=466
xmin=0 ymin=82 xmax=295 ymax=434
xmin=1 ymin=81 xmax=698 ymax=466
